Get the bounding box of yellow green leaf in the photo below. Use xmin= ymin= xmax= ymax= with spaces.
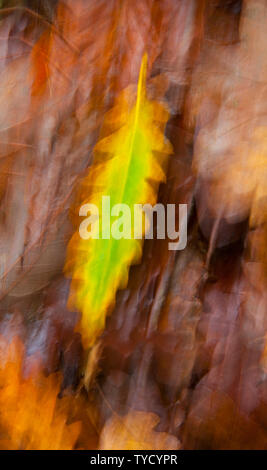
xmin=65 ymin=54 xmax=172 ymax=347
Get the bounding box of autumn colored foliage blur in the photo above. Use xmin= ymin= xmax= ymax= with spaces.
xmin=0 ymin=0 xmax=266 ymax=450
